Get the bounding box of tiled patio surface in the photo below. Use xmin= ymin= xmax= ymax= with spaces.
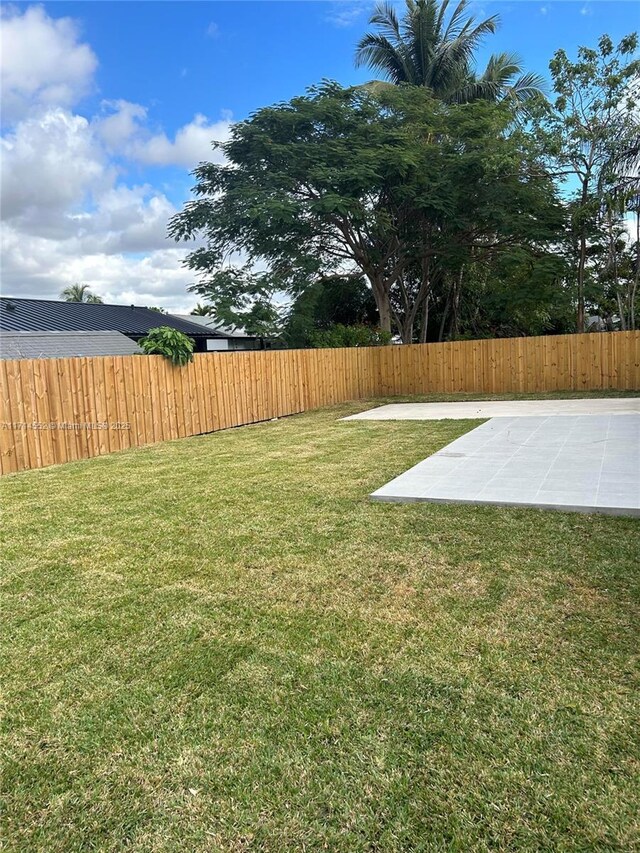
xmin=370 ymin=415 xmax=640 ymax=517
xmin=344 ymin=398 xmax=640 ymax=421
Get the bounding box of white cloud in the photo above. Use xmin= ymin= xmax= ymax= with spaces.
xmin=91 ymin=186 xmax=178 ymax=254
xmin=1 ymin=108 xmax=185 ymax=289
xmin=129 ymin=113 xmax=232 ymax=168
xmin=94 ymin=100 xmax=232 ymax=168
xmin=1 ymin=108 xmax=112 ymax=235
xmin=325 ymin=2 xmax=371 ymax=29
xmin=205 ymin=21 xmax=219 ymax=39
xmin=1 ymin=100 xmax=222 ymax=303
xmin=0 ymin=5 xmax=97 ymax=121
xmin=1 ymin=224 xmax=197 ymax=310
xmin=94 ymin=99 xmax=147 ymax=150
xmin=0 ymin=7 xmax=231 ymax=310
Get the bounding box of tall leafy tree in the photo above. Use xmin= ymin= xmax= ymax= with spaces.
xmin=170 ymin=83 xmax=563 ymax=342
xmin=543 ymin=33 xmax=639 ymax=331
xmin=355 ymin=0 xmax=544 ymax=105
xmin=60 ymin=283 xmax=103 ymax=303
xmin=353 ymin=0 xmax=549 ymax=340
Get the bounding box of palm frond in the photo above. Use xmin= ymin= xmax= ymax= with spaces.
xmin=404 ymin=0 xmax=439 ymax=87
xmin=434 ymin=0 xmax=454 ymax=39
xmin=453 ymin=60 xmax=546 ymax=106
xmin=369 ymin=1 xmax=403 ymax=43
xmin=601 ymin=134 xmax=640 ymax=201
xmin=428 ymin=18 xmax=498 ymax=92
xmin=506 ymin=71 xmax=547 ymax=102
xmin=441 ymin=0 xmax=472 ymax=40
xmin=355 ymin=33 xmax=413 ymax=84
xmin=447 ymin=78 xmax=497 ymax=104
xmin=480 ymin=52 xmax=523 ymax=84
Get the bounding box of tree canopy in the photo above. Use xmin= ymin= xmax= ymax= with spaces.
xmin=540 ymin=33 xmax=639 ymax=331
xmin=170 ymin=83 xmax=563 ymax=342
xmin=170 ymin=19 xmax=639 ymax=342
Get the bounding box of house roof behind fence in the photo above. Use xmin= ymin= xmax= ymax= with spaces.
xmin=0 ymin=330 xmax=144 ymax=360
xmin=0 ymin=298 xmax=221 ymax=338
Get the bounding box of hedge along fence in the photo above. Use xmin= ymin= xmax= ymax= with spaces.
xmin=0 ymin=330 xmax=638 ymax=474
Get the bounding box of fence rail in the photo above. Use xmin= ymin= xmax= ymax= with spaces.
xmin=1 ymin=331 xmax=638 ymax=474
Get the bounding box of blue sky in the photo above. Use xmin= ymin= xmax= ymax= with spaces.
xmin=47 ymin=1 xmax=636 ymax=117
xmin=1 ymin=1 xmax=637 ymax=309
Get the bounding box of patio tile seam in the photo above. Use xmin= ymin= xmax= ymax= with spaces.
xmin=531 ymin=415 xmax=582 ymax=501
xmin=594 ymin=414 xmax=612 ymax=505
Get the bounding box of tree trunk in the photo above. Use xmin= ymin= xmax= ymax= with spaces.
xmin=575 ymin=176 xmax=591 ymax=334
xmin=419 ymin=295 xmax=429 ymax=343
xmin=438 ymin=274 xmax=453 ymax=342
xmin=448 ymin=267 xmax=464 ymax=340
xmin=607 ymin=207 xmax=619 ymax=297
xmin=616 ymin=292 xmax=627 ymax=331
xmin=399 ymin=321 xmax=412 ymax=344
xmin=576 ymin=233 xmax=586 ymax=333
xmin=370 ymin=279 xmax=392 ymax=335
xmin=417 ymin=236 xmax=431 ymax=344
xmin=631 ymin=210 xmax=639 ymax=331
xmin=378 ymin=300 xmax=392 ymax=334
xmin=577 ymin=228 xmax=587 ymax=333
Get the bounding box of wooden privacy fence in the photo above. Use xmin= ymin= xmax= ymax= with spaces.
xmin=1 ymin=330 xmax=638 ymax=474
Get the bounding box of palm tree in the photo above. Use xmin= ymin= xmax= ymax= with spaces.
xmin=355 ymin=0 xmax=544 ymax=105
xmin=60 ymin=283 xmax=103 ymax=303
xmin=191 ymin=303 xmax=213 ymax=316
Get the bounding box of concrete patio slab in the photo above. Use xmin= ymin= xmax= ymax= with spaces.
xmin=370 ymin=414 xmax=640 ymax=517
xmin=344 ymin=398 xmax=640 ymax=421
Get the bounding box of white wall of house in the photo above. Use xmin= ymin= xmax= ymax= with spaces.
xmin=206 ymin=338 xmax=230 ymax=351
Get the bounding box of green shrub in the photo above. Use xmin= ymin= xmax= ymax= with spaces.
xmin=309 ymin=324 xmax=392 ymax=348
xmin=139 ymin=326 xmax=195 ymax=366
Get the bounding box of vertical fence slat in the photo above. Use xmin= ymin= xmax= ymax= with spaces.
xmin=0 ymin=360 xmax=18 ymax=474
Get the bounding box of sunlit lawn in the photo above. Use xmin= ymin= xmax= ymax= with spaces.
xmin=2 ymin=393 xmax=639 ymax=851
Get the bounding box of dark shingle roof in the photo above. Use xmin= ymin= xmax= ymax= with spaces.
xmin=0 ymin=330 xmax=143 ymax=360
xmin=0 ymin=298 xmax=218 ymax=337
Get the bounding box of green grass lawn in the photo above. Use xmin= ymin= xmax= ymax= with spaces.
xmin=2 ymin=393 xmax=639 ymax=852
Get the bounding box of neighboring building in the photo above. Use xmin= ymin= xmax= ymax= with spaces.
xmin=0 ymin=298 xmax=233 ymax=353
xmin=586 ymin=314 xmax=619 ymax=332
xmin=170 ymin=314 xmax=267 ymax=350
xmin=0 ymin=330 xmax=142 ymax=360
